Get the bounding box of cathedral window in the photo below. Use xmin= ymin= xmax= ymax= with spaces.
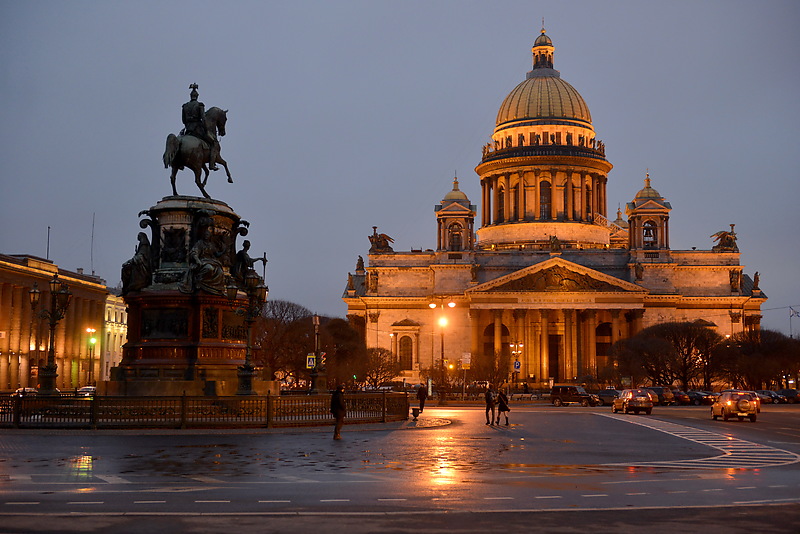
xmin=540 ymin=181 xmax=551 ymax=220
xmin=399 ymin=336 xmax=413 ymax=370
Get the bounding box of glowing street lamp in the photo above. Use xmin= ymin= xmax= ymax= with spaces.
xmin=86 ymin=328 xmax=97 ymax=386
xmin=429 ymin=299 xmax=455 ymax=403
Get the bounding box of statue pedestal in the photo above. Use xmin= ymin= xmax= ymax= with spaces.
xmin=114 ymin=195 xmax=267 ymax=396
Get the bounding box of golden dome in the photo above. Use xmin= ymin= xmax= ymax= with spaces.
xmin=634 ymin=175 xmax=662 ymax=199
xmin=495 ymin=30 xmax=592 ymax=128
xmin=496 ymin=75 xmax=592 ymax=127
xmin=443 ymin=177 xmax=469 ymax=201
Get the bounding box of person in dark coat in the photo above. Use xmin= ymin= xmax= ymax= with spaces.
xmin=330 ymin=384 xmax=347 ymax=440
xmin=485 ymin=384 xmax=497 ymax=425
xmin=416 ymin=384 xmax=428 ymax=412
xmin=496 ymin=389 xmax=510 ymax=426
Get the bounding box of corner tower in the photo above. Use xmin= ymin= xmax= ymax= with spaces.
xmin=475 ymin=27 xmax=614 ymax=250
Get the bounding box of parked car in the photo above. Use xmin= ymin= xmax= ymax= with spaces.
xmin=711 ymin=390 xmax=758 ymax=422
xmin=550 ymin=385 xmax=599 ymax=407
xmin=612 ymin=389 xmax=653 ymax=415
xmin=594 ymin=389 xmax=620 ymax=406
xmin=645 ymin=387 xmax=675 ymax=406
xmin=671 ymin=390 xmax=691 ymax=405
xmin=77 ymin=386 xmax=96 ymax=397
xmin=756 ymin=390 xmax=786 ymax=404
xmin=11 ymin=387 xmax=37 ymax=397
xmin=686 ymin=390 xmax=715 ymax=405
xmin=776 ymin=389 xmax=799 ymax=404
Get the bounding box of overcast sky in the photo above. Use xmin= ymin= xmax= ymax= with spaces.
xmin=1 ymin=1 xmax=798 ymax=334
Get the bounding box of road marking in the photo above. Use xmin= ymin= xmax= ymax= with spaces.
xmin=96 ymin=475 xmax=131 ymax=484
xmin=736 ymin=486 xmax=757 ymax=490
xmin=581 ymin=494 xmax=608 ymax=498
xmin=188 ymin=476 xmax=226 ymax=484
xmin=484 ymin=497 xmax=513 ymax=500
xmin=67 ymin=501 xmax=104 ymax=505
xmin=534 ymin=496 xmax=562 ymax=499
xmin=320 ymin=499 xmax=350 ymax=503
xmin=4 ymin=502 xmax=39 ymax=505
xmin=377 ymin=498 xmax=407 ymax=502
xmin=259 ymin=500 xmax=291 ymax=503
xmin=598 ymin=413 xmax=800 ymax=469
xmin=626 ymin=492 xmax=649 ymax=496
xmin=194 ymin=500 xmax=230 ymax=503
xmin=134 ymin=501 xmax=166 ymax=504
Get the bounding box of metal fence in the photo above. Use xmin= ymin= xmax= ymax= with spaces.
xmin=0 ymin=392 xmax=409 ymax=430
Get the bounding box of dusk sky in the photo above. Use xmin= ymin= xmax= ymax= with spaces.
xmin=1 ymin=1 xmax=798 ymax=335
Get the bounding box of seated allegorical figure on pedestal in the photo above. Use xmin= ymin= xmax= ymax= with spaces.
xmin=121 ymin=232 xmax=152 ymax=295
xmin=180 ymin=226 xmax=227 ymax=295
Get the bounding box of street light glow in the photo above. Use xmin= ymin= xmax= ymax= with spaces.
xmin=438 ymin=317 xmax=448 ymax=328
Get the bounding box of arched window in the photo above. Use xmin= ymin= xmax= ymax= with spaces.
xmin=497 ymin=187 xmax=506 ymax=223
xmin=643 ymin=221 xmax=657 ymax=248
xmin=399 ymin=336 xmax=413 ymax=370
xmin=585 ymin=186 xmax=593 ymax=218
xmin=540 ymin=180 xmax=551 ymax=220
xmin=448 ymin=223 xmax=463 ymax=251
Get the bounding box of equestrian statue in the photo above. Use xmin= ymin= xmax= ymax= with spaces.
xmin=163 ymin=83 xmax=233 ymax=198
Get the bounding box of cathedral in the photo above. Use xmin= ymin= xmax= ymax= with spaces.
xmin=342 ymin=28 xmax=765 ymax=388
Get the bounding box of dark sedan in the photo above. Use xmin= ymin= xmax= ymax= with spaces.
xmin=671 ymin=390 xmax=691 ymax=405
xmin=595 ymin=389 xmax=620 ymax=406
xmin=777 ymin=389 xmax=799 ymax=404
xmin=687 ymin=390 xmax=715 ymax=405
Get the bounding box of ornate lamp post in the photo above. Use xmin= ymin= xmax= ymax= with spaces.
xmin=226 ymin=270 xmax=268 ymax=396
xmin=29 ymin=274 xmax=72 ymax=396
xmin=309 ymin=315 xmax=328 ymax=394
xmin=429 ymin=299 xmax=455 ymax=404
xmin=86 ymin=328 xmax=97 ymax=386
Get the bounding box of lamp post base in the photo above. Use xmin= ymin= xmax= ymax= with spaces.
xmin=309 ymin=371 xmax=328 ymax=395
xmin=37 ymin=364 xmax=60 ymax=396
xmin=236 ymin=364 xmax=257 ymax=396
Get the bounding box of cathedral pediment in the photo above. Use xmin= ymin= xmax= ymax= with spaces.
xmin=468 ymin=257 xmax=644 ymax=294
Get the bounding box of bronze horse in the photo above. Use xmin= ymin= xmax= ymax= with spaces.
xmin=163 ymin=107 xmax=232 ymax=198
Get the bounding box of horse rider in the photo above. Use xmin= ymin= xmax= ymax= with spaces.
xmin=181 ymin=84 xmax=219 ymax=171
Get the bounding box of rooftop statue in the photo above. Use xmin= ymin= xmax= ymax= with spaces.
xmin=163 ymin=84 xmax=233 ymax=198
xmin=369 ymin=226 xmax=394 ymax=253
xmin=711 ymin=224 xmax=738 ymax=252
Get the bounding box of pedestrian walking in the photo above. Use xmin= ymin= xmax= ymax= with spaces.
xmin=485 ymin=384 xmax=497 ymax=425
xmin=496 ymin=389 xmax=510 ymax=426
xmin=330 ymin=384 xmax=347 ymax=440
xmin=416 ymin=383 xmax=428 ymax=412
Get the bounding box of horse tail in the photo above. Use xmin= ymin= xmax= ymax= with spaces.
xmin=163 ymin=134 xmax=180 ymax=168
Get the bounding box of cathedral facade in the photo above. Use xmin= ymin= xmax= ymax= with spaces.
xmin=342 ymin=29 xmax=765 ymax=388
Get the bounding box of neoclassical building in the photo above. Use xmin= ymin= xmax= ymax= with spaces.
xmin=342 ymin=28 xmax=765 ymax=387
xmin=0 ymin=254 xmax=126 ymax=390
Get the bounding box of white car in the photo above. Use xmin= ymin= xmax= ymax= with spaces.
xmin=77 ymin=386 xmax=96 ymax=397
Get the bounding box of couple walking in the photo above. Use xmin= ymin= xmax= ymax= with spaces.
xmin=484 ymin=384 xmax=510 ymax=426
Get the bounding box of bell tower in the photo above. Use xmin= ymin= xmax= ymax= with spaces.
xmin=626 ymin=173 xmax=672 ymax=250
xmin=435 ymin=176 xmax=476 ymax=251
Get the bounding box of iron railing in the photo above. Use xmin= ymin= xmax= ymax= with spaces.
xmin=0 ymin=392 xmax=409 ymax=430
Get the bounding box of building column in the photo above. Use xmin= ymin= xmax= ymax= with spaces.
xmin=611 ymin=309 xmax=622 ymax=347
xmin=586 ymin=310 xmax=597 ymax=376
xmin=469 ymin=309 xmax=480 ymax=371
xmin=540 ymin=309 xmax=549 ymax=383
xmin=493 ymin=310 xmax=503 ymax=358
xmin=492 ymin=176 xmax=500 ymax=225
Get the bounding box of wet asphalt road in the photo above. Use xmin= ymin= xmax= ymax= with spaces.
xmin=0 ymin=404 xmax=798 ymax=533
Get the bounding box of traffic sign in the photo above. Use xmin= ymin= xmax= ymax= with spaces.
xmin=513 ymin=360 xmax=521 ymax=370
xmin=306 ymin=354 xmax=316 ymax=369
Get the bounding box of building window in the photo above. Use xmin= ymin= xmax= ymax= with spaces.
xmin=399 ymin=336 xmax=413 ymax=370
xmin=540 ymin=181 xmax=551 ymax=220
xmin=448 ymin=223 xmax=463 ymax=251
